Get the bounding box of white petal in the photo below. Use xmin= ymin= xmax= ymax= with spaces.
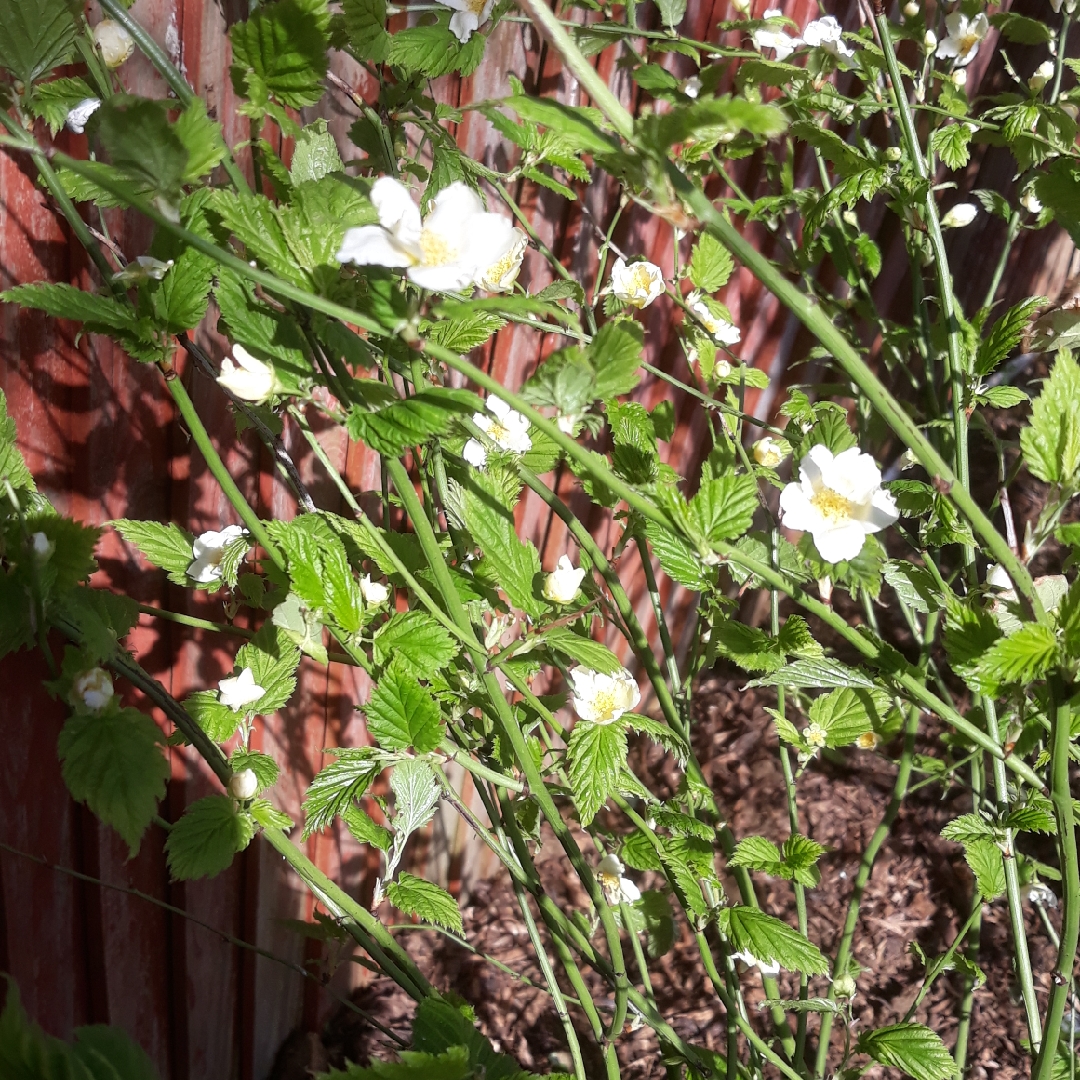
xmin=337 ymin=225 xmax=416 ymax=268
xmin=863 ymin=487 xmax=899 ymax=531
xmin=620 ymin=878 xmax=642 ymax=903
xmin=778 ymin=483 xmax=818 ymax=533
xmin=487 ymin=395 xmax=512 ymax=420
xmin=813 ymin=521 xmax=867 ymax=564
xmin=448 ymin=10 xmax=478 ymax=42
xmin=407 ymin=261 xmax=476 ymax=292
xmin=371 ymin=176 xmax=422 ymax=243
xmin=462 ymin=439 xmax=488 ymax=467
xmin=425 ymin=182 xmax=486 ymax=235
xmin=462 ymin=214 xmax=519 ymax=282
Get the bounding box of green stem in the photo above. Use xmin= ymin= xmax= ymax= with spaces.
xmin=1032 ymin=675 xmax=1080 ymax=1080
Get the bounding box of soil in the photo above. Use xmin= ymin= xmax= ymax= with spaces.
xmin=268 ymin=667 xmax=1064 ymax=1080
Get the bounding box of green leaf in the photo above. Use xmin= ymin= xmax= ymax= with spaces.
xmin=730 ymin=835 xmax=784 ymax=876
xmin=365 ymin=659 xmax=444 ymax=753
xmin=343 ymin=0 xmax=390 ymax=62
xmin=111 ymin=519 xmax=195 ymax=586
xmin=387 ymin=15 xmax=485 ymax=78
xmin=717 ymin=906 xmax=830 ymax=974
xmin=964 ymin=838 xmax=1006 ymax=900
xmin=639 ymin=95 xmax=788 ymax=150
xmin=808 ymin=687 xmax=885 ymax=747
xmin=929 ymin=123 xmax=973 ymax=171
xmin=229 ymin=747 xmax=280 ymax=792
xmin=884 ymin=561 xmax=942 ymax=613
xmin=781 ymin=834 xmax=827 ymax=887
xmin=28 ymin=75 xmax=96 ymax=134
xmin=165 ymin=795 xmax=256 ymax=881
xmin=183 ymin=689 xmax=240 ymax=742
xmin=235 ymin=623 xmax=301 ymax=714
xmin=989 ymin=10 xmax=1052 ymax=43
xmin=535 ymin=627 xmax=622 ymax=674
xmin=645 ymin=520 xmax=712 ymax=591
xmin=342 ymin=804 xmax=392 ymax=850
xmin=386 ymin=874 xmax=463 ymax=934
xmin=174 ymin=98 xmax=228 ymax=182
xmin=506 ymin=95 xmax=618 ymax=156
xmin=290 ymin=118 xmax=344 ymax=184
xmin=230 ymin=0 xmax=330 ymax=110
xmin=791 ymin=120 xmax=867 ymax=175
xmin=1036 ymin=158 xmax=1080 ymax=246
xmin=974 ymin=296 xmax=1045 ymax=377
xmin=2 ymin=282 xmax=136 ymax=334
xmin=708 ymin=618 xmax=782 ymax=672
xmin=633 ymin=890 xmax=676 ymax=958
xmin=71 ymin=1024 xmax=161 ymax=1080
xmin=390 ymin=757 xmax=440 ymax=839
xmin=249 ymin=798 xmax=293 ymax=830
xmin=691 ymin=474 xmax=759 ymax=544
xmin=567 ymin=720 xmax=627 ymax=826
xmin=591 ymin=319 xmax=644 ymax=399
xmin=941 ymin=813 xmax=995 ymax=846
xmin=1020 ymin=348 xmax=1080 ymax=485
xmin=730 ymin=834 xmax=825 ymax=887
xmin=975 ymin=623 xmax=1058 ymax=689
xmin=655 ymin=0 xmax=686 ymax=31
xmin=688 ymin=232 xmax=735 ymax=293
xmin=423 ymin=311 xmax=507 ymax=353
xmin=747 ymin=658 xmax=875 ymax=690
xmin=97 ymin=97 xmax=189 ymax=203
xmin=980 ymin=386 xmax=1029 ymax=409
xmin=0 ymin=389 xmax=33 ymax=494
xmin=0 ymin=0 xmax=80 ymax=85
xmin=58 ymin=708 xmax=169 ymax=857
xmin=373 ymin=612 xmax=457 ymax=678
xmin=348 ymin=388 xmax=479 ymax=456
xmin=302 ymin=747 xmax=387 ymax=838
xmin=857 ymin=1024 xmax=956 ymax=1080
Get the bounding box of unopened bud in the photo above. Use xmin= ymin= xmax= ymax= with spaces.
xmin=886 ymin=145 xmax=903 ymax=162
xmin=228 ymin=769 xmax=259 ymax=800
xmin=1029 ymin=60 xmax=1055 ymax=92
xmin=923 ymin=29 xmax=937 ymax=50
xmin=951 ymin=68 xmax=968 ymax=89
xmin=903 ymin=0 xmax=919 ymax=15
xmin=833 ymin=973 xmax=858 ymax=998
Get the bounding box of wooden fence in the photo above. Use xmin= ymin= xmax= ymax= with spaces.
xmin=0 ymin=0 xmax=1075 ymax=1076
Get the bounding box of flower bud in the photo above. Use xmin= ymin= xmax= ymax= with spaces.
xmin=903 ymin=0 xmax=919 ymax=15
xmin=683 ymin=76 xmax=702 ymax=99
xmin=31 ymin=532 xmax=54 ymax=562
xmin=1029 ymin=60 xmax=1055 ymax=92
xmin=359 ymin=575 xmax=390 ymax=605
xmin=940 ymin=202 xmax=977 ymax=228
xmin=1020 ymin=188 xmax=1043 ymax=215
xmin=923 ymin=29 xmax=937 ymax=50
xmin=731 ymin=0 xmax=752 ymax=13
xmin=228 ymin=769 xmax=259 ymax=800
xmin=886 ymin=145 xmax=903 ymax=162
xmin=833 ymin=973 xmax=858 ymax=998
xmin=217 ymin=345 xmax=276 ymax=403
xmin=543 ymin=554 xmax=587 ymax=605
xmin=73 ymin=668 xmax=115 ymax=712
xmin=93 ymin=20 xmax=135 ymax=69
xmin=951 ymin=68 xmax=968 ymax=89
xmin=752 ymin=437 xmax=787 ymax=468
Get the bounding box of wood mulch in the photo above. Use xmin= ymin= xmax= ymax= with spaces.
xmin=269 ymin=667 xmax=1063 ymax=1080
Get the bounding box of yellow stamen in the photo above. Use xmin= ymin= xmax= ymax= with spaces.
xmin=466 ymin=0 xmax=487 ymax=13
xmin=418 ymin=228 xmax=457 ymax=266
xmin=810 ymin=487 xmax=851 ymax=523
xmin=593 ymin=688 xmax=618 ymax=722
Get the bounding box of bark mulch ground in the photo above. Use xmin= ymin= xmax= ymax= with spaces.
xmin=269 ymin=666 xmax=1062 ymax=1080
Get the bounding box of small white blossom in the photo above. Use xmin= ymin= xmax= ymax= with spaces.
xmin=568 ymin=666 xmax=641 ymax=725
xmin=1030 ymin=60 xmax=1055 ymax=92
xmin=923 ymin=29 xmax=938 ymax=51
xmin=610 ymin=257 xmax=665 ymax=309
xmin=462 ymin=395 xmax=531 ymax=469
xmin=803 ymin=16 xmax=854 ymax=59
xmin=941 ymin=202 xmax=978 ymax=228
xmin=31 ymin=532 xmax=54 ymax=561
xmin=73 ymin=668 xmax=115 ymax=712
xmin=597 ymin=854 xmax=641 ymax=904
xmin=779 ymin=444 xmax=899 ymax=564
xmin=903 ymin=0 xmax=920 ymax=16
xmin=714 ymin=357 xmax=732 ymax=378
xmin=188 ymin=525 xmax=246 ymax=584
xmin=112 ymin=256 xmax=174 ymax=286
xmin=218 ymin=344 xmax=276 ymax=403
xmin=804 ymin=721 xmax=828 ymax=748
xmin=478 ymin=228 xmax=528 ymax=293
xmin=951 ymin=68 xmax=968 ymax=89
xmin=1021 ymin=188 xmax=1043 ymax=214
xmin=93 ymin=19 xmax=135 ymax=68
xmin=228 ymin=769 xmax=259 ymax=800
xmin=689 ymin=293 xmax=740 ymax=346
xmin=752 ymin=11 xmax=803 ymax=60
xmin=683 ymin=76 xmax=703 ymax=98
xmin=937 ymin=12 xmax=988 ymax=68
xmin=337 ymin=177 xmax=517 ymax=293
xmin=359 ymin=575 xmax=390 ymax=605
xmin=1022 ymin=881 xmax=1058 ymax=908
xmin=986 ymin=563 xmax=1012 ymax=589
xmin=752 ymin=437 xmax=787 ymax=468
xmin=440 ymin=0 xmax=495 ymax=43
xmin=218 ymin=667 xmax=265 ymax=712
xmin=65 ymin=98 xmax=101 ymax=134
xmin=543 ymin=554 xmax=586 ymax=605
xmin=731 ymin=950 xmax=781 ymax=976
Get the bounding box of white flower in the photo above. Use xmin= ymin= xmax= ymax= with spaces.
xmin=31 ymin=532 xmax=54 ymax=561
xmin=1022 ymin=881 xmax=1058 ymax=908
xmin=689 ymin=294 xmax=741 ymax=345
xmin=543 ymin=554 xmax=586 ymax=604
xmin=803 ymin=16 xmax=854 ymax=59
xmin=218 ymin=344 xmax=276 ymax=403
xmin=597 ymin=854 xmax=641 ymax=905
xmin=228 ymin=769 xmax=259 ymax=800
xmin=752 ymin=11 xmax=803 ymax=60
xmin=951 ymin=68 xmax=968 ymax=89
xmin=112 ymin=256 xmax=173 ymax=286
xmin=337 ymin=177 xmax=517 ymax=293
xmin=941 ymin=202 xmax=978 ymax=228
xmin=188 ymin=524 xmax=246 ymax=583
xmin=752 ymin=437 xmax=787 ymax=468
xmin=65 ymin=98 xmax=101 ymax=134
xmin=804 ymin=721 xmax=827 ymax=748
xmin=683 ymin=76 xmax=702 ymax=98
xmin=1030 ymin=60 xmax=1055 ymax=92
xmin=93 ymin=19 xmax=135 ymax=68
xmin=1021 ymin=188 xmax=1043 ymax=215
xmin=936 ymin=12 xmax=989 ymax=68
xmin=731 ymin=950 xmax=781 ymax=976
xmin=610 ymin=257 xmax=665 ymax=309
xmin=986 ymin=563 xmax=1012 ymax=589
xmin=440 ymin=0 xmax=495 ymax=43
xmin=73 ymin=668 xmax=114 ymax=712
xmin=462 ymin=395 xmax=531 ymax=469
xmin=218 ymin=667 xmax=265 ymax=712
xmin=778 ymin=444 xmax=899 ymax=564
xmin=359 ymin=575 xmax=390 ymax=605
xmin=478 ymin=228 xmax=528 ymax=293
xmin=923 ymin=29 xmax=938 ymax=51
xmin=568 ymin=666 xmax=641 ymax=725
xmin=557 ymin=413 xmax=580 ymax=435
